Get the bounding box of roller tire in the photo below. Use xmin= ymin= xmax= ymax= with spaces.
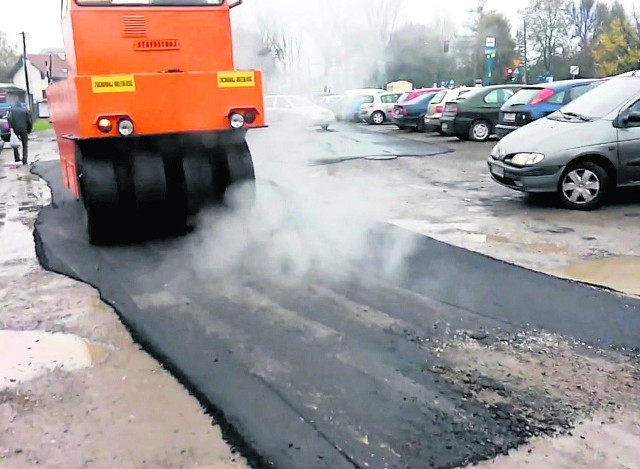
xmin=80 ymin=157 xmax=120 ymax=245
xmin=224 ymin=141 xmax=256 ymax=209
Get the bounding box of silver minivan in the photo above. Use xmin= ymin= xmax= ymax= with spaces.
xmin=487 ymin=71 xmax=640 ymax=210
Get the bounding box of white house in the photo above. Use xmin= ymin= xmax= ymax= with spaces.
xmin=7 ymin=51 xmax=68 ymax=117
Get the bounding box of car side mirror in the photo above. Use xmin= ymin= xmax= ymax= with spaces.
xmin=619 ymin=109 xmax=640 ymax=125
xmin=628 ymin=111 xmax=640 ymax=123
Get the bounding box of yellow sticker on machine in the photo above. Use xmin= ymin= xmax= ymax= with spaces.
xmin=91 ymin=75 xmax=136 ymax=93
xmin=217 ymin=71 xmax=255 ymax=88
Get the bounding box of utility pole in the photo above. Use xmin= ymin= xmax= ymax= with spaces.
xmin=20 ymin=32 xmax=32 ymax=112
xmin=523 ymin=18 xmax=528 ymax=84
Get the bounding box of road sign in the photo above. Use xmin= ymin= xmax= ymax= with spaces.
xmin=485 ymin=37 xmax=496 ymax=48
xmin=513 ymin=59 xmax=521 ymax=67
xmin=570 ymin=65 xmax=580 ymax=76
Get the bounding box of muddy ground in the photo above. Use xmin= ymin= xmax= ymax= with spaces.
xmin=2 ymin=125 xmax=640 ymax=468
xmin=0 ymin=138 xmax=247 ymax=468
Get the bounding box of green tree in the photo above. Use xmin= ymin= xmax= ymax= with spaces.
xmin=455 ymin=6 xmax=517 ymax=84
xmin=608 ymin=0 xmax=627 ymax=23
xmin=593 ymin=17 xmax=640 ymax=75
xmin=0 ymin=31 xmax=19 ymax=81
xmin=384 ymin=23 xmax=440 ymax=87
xmin=476 ymin=12 xmax=517 ymax=83
xmin=466 ymin=0 xmax=488 ymax=80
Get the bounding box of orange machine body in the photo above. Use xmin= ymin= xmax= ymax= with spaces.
xmin=48 ymin=0 xmax=264 ymax=199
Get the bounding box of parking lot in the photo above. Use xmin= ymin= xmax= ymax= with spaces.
xmin=3 ymin=124 xmax=640 ymax=468
xmin=249 ymin=121 xmax=640 ymax=296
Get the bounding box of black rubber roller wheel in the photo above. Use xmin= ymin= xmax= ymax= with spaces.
xmin=182 ymin=153 xmax=217 ymax=215
xmin=80 ymin=157 xmax=120 ymax=245
xmin=131 ymin=153 xmax=168 ymax=213
xmin=131 ymin=153 xmax=187 ymax=235
xmin=224 ymin=141 xmax=256 ymax=209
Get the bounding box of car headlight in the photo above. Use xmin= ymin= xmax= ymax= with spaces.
xmin=510 ymin=152 xmax=545 ymax=166
xmin=491 ymin=144 xmax=500 ymax=158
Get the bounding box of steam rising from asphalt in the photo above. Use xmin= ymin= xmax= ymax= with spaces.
xmin=179 ymin=0 xmax=422 ymax=284
xmin=183 ymin=129 xmax=419 ymax=285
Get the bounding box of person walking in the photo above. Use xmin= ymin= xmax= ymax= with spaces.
xmin=7 ymin=103 xmax=33 ymax=165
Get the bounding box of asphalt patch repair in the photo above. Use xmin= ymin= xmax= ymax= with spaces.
xmin=30 ymin=160 xmax=640 ymax=469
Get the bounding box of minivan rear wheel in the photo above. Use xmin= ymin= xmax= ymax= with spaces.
xmin=559 ymin=161 xmax=609 ymax=210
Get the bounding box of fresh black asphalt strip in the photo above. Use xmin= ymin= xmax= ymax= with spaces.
xmin=31 ymin=160 xmax=640 ymax=469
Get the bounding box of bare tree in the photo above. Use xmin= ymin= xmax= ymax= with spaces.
xmin=0 ymin=31 xmax=19 ymax=80
xmin=462 ymin=0 xmax=489 ymax=81
xmin=360 ymin=0 xmax=405 ymax=86
xmin=567 ymin=0 xmax=610 ymax=75
xmin=254 ymin=6 xmax=303 ymax=77
xmin=525 ymin=0 xmax=572 ymax=73
xmin=569 ymin=0 xmax=610 ymax=51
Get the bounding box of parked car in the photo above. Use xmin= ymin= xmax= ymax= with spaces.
xmin=398 ymin=87 xmax=444 ymax=104
xmin=487 ymin=71 xmax=640 ymax=210
xmin=359 ymin=91 xmax=403 ymax=124
xmin=338 ymin=88 xmax=386 ymax=122
xmin=264 ymin=94 xmax=336 ymax=130
xmin=495 ymin=78 xmax=604 ymax=139
xmin=424 ymin=87 xmax=474 ymax=134
xmin=440 ymin=84 xmax=524 ymax=141
xmin=0 ymin=111 xmax=10 ymax=146
xmin=318 ymin=94 xmax=344 ymax=117
xmin=391 ymin=92 xmax=439 ymax=131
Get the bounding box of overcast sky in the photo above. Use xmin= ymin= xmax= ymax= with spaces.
xmin=3 ymin=0 xmax=638 ymax=54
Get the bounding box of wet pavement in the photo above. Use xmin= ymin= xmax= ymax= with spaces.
xmin=25 ymin=124 xmax=640 ymax=468
xmin=0 ymin=138 xmax=248 ymax=468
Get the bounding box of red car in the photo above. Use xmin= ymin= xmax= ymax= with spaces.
xmin=398 ymin=87 xmax=445 ymax=103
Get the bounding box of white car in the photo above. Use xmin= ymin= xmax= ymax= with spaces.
xmin=338 ymin=88 xmax=386 ymax=122
xmin=423 ymin=87 xmax=474 ymax=134
xmin=265 ymin=95 xmax=336 ymax=130
xmin=358 ymin=92 xmax=403 ymax=125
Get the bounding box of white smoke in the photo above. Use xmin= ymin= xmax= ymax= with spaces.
xmin=180 ymin=126 xmax=420 ymax=285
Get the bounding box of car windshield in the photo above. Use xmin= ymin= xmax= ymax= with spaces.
xmin=504 ymin=88 xmax=544 ymax=106
xmin=551 ymin=76 xmax=640 ymax=120
xmin=407 ymin=93 xmax=433 ymax=104
xmin=430 ymin=91 xmax=447 ymax=104
xmin=458 ymin=88 xmax=486 ymax=100
xmin=76 ymin=0 xmax=224 ymax=5
xmin=357 ymin=95 xmax=374 ymax=104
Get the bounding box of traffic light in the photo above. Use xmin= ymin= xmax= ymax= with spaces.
xmin=443 ymin=39 xmax=450 ymax=53
xmin=504 ymin=67 xmax=517 ymax=82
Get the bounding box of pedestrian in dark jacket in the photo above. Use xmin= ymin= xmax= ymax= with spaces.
xmin=7 ymin=103 xmax=33 ymax=165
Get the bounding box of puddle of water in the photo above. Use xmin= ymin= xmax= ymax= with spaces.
xmin=388 ymin=220 xmax=566 ymax=253
xmin=0 ymin=330 xmax=108 ymax=390
xmin=0 ymin=165 xmax=51 ymax=263
xmin=548 ymin=256 xmax=640 ymax=296
xmin=487 ymin=235 xmax=565 ymax=254
xmin=389 ymin=219 xmax=480 ymax=234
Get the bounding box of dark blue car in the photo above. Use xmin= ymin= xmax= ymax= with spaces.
xmin=391 ymin=92 xmax=437 ymax=131
xmin=495 ymin=78 xmax=605 ymax=138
